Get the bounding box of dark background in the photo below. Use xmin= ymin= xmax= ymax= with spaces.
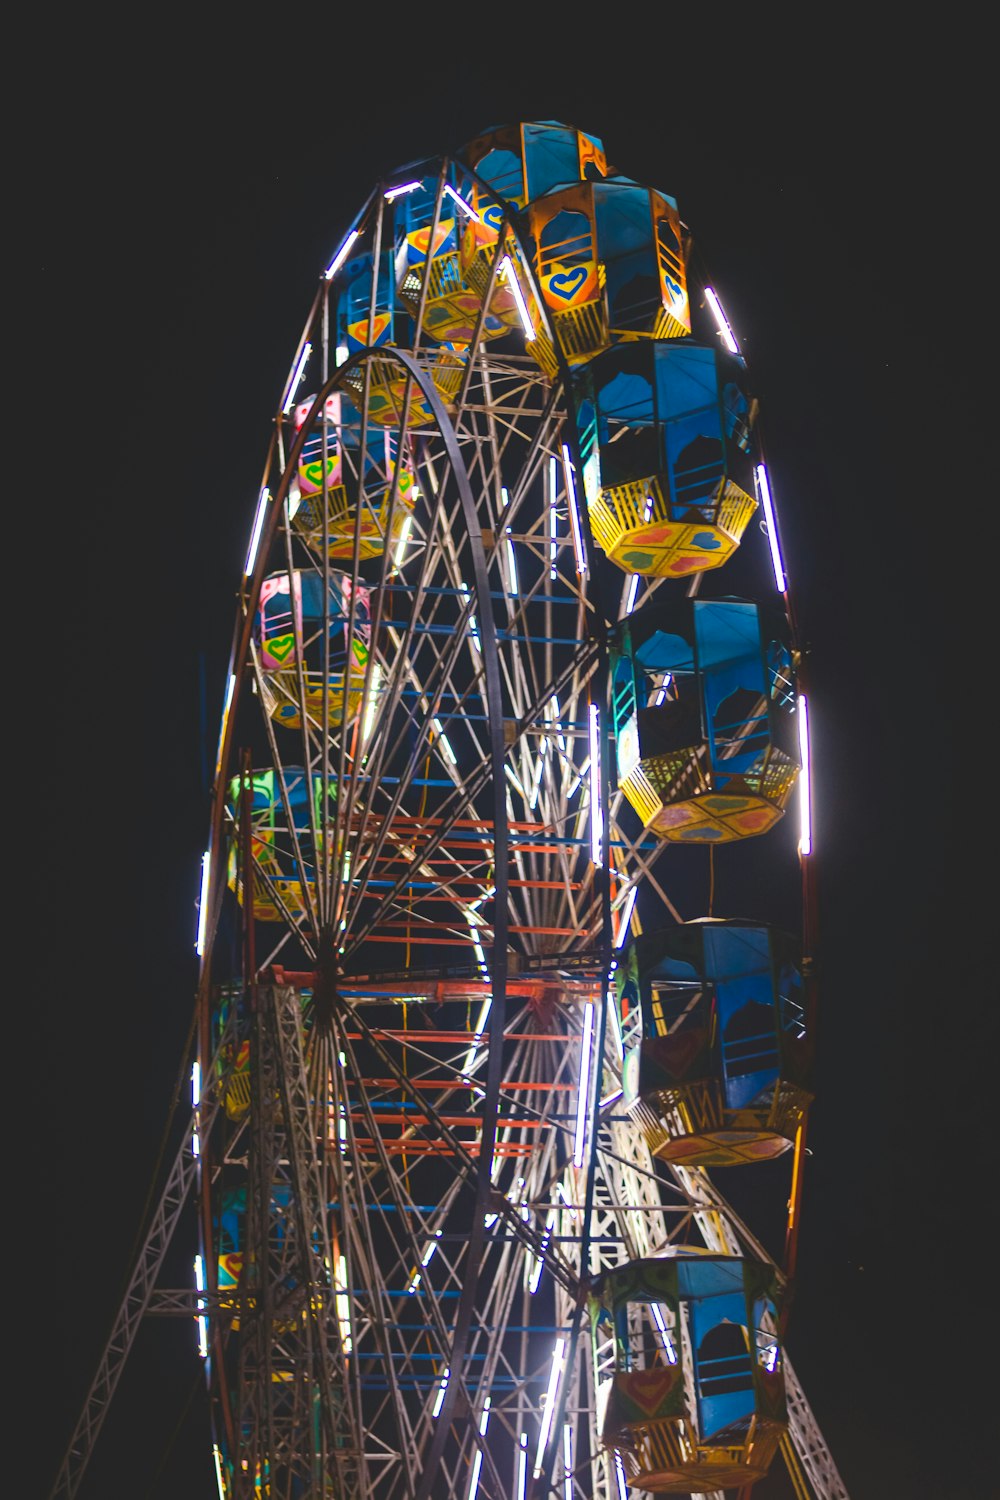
xmin=15 ymin=19 xmax=988 ymax=1500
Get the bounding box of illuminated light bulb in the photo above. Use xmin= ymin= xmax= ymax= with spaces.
xmin=444 ymin=183 xmax=481 ymax=221
xmin=324 ymin=228 xmax=360 ymax=281
xmin=244 ymin=487 xmax=270 ymax=575
xmin=588 ymin=703 xmax=603 ymax=866
xmin=704 ymin=285 xmax=739 ymax=354
xmin=797 ymin=694 xmax=812 ymax=856
xmin=498 ymin=255 xmax=535 ymax=340
xmin=384 ymin=180 xmax=422 ymax=200
xmin=652 ymin=673 xmax=673 ymax=706
xmin=282 ymin=342 xmax=313 ymax=415
xmin=755 ymin=463 xmax=787 ymax=593
xmin=574 ymin=1002 xmax=594 ymax=1168
xmin=191 ymin=1061 xmax=201 ymax=1108
xmin=534 ymin=1339 xmax=566 ymax=1477
xmin=335 ymin=343 xmax=349 ymax=367
xmin=561 ymin=445 xmax=587 ymax=578
xmin=196 ymin=851 xmax=211 ymax=956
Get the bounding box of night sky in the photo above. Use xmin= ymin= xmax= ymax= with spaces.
xmin=18 ymin=21 xmax=987 ymax=1500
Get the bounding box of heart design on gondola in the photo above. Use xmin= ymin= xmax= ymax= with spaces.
xmin=548 ymin=266 xmax=589 ymax=299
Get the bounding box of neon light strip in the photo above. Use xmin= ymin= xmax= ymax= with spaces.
xmin=498 ymin=255 xmax=535 ymax=340
xmin=625 ymin=573 xmax=640 ymax=614
xmin=444 ymin=183 xmax=481 ymax=222
xmin=704 ymin=285 xmax=739 ymax=354
xmin=563 ymin=1425 xmax=573 ymax=1500
xmin=506 ymin=528 xmax=519 ymax=596
xmin=196 ymin=851 xmax=210 ymax=955
xmin=244 ymin=487 xmax=269 ymax=575
xmin=467 ymin=1399 xmax=491 ymax=1500
xmin=534 ymin=1339 xmax=566 ymax=1476
xmin=797 ymin=694 xmax=812 ymax=856
xmin=215 ymin=673 xmax=236 ymax=773
xmin=282 ymin=342 xmax=312 ymax=415
xmin=384 ymin=180 xmax=422 ymax=201
xmin=755 ymin=463 xmax=787 ymax=592
xmin=561 ymin=444 xmax=587 ymax=578
xmin=432 ymin=1366 xmax=450 ymax=1418
xmin=574 ymin=1002 xmax=594 ymax=1168
xmin=650 ymin=1302 xmax=678 ymax=1363
xmin=324 ymin=228 xmax=360 ymax=281
xmin=614 ymin=1450 xmax=628 ymax=1499
xmin=588 ymin=703 xmax=602 ymax=866
xmin=212 ymin=1445 xmax=225 ymax=1500
xmin=517 ymin=1433 xmax=528 ymax=1500
xmin=614 ymin=885 xmax=638 ymax=948
xmin=191 ymin=1061 xmax=201 ymax=1108
xmin=549 ymin=456 xmax=559 ymax=579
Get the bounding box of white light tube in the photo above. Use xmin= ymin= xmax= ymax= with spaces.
xmin=625 ymin=573 xmax=640 ymax=615
xmin=797 ymin=694 xmax=812 ymax=856
xmin=444 ymin=183 xmax=481 ymax=222
xmin=563 ymin=1425 xmax=573 ymax=1500
xmin=216 ymin=673 xmax=236 ymax=772
xmin=549 ymin=456 xmax=559 ymax=579
xmin=335 ymin=343 xmax=349 ymax=367
xmin=362 ymin=663 xmax=382 ymax=748
xmin=467 ymin=1399 xmax=492 ymax=1500
xmin=561 ymin=444 xmax=587 ymax=578
xmin=574 ymin=1002 xmax=594 ymax=1168
xmin=506 ymin=528 xmax=519 ymax=596
xmin=755 ymin=463 xmax=787 ymax=593
xmin=462 ymin=996 xmax=492 ymax=1076
xmin=213 ymin=1445 xmax=225 ymax=1500
xmin=384 ymin=180 xmax=422 ymax=200
xmin=432 ymin=1367 xmax=450 ymax=1418
xmin=191 ymin=1060 xmax=201 ymax=1108
xmin=498 ymin=254 xmax=536 ymax=340
xmin=324 ymin=228 xmax=360 ymax=281
xmin=529 ymin=1223 xmax=551 ymax=1294
xmin=607 ymin=987 xmax=624 ymax=1058
xmin=517 ymin=1433 xmax=528 ymax=1500
xmin=393 ymin=514 xmax=413 ymax=572
xmin=335 ymin=1254 xmax=352 ymax=1352
xmin=652 ymin=673 xmax=673 ymax=706
xmin=244 ymin=487 xmax=270 ymax=575
xmin=588 ymin=703 xmax=603 ymax=866
xmin=650 ymin=1302 xmax=678 ymax=1363
xmin=615 ymin=885 xmax=638 ymax=948
xmin=282 ymin=341 xmax=313 ymax=414
xmin=704 ymin=285 xmax=739 ymax=354
xmin=196 ymin=851 xmax=210 ymax=955
xmin=432 ymin=718 xmax=458 ymax=765
xmin=534 ymin=1339 xmax=566 ymax=1476
xmin=194 ymin=1255 xmax=208 ymax=1358
xmin=461 ymin=584 xmax=482 ymax=653
xmin=614 ymin=1450 xmax=629 ymax=1500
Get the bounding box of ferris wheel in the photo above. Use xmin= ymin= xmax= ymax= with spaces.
xmin=50 ymin=122 xmax=850 ymax=1500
